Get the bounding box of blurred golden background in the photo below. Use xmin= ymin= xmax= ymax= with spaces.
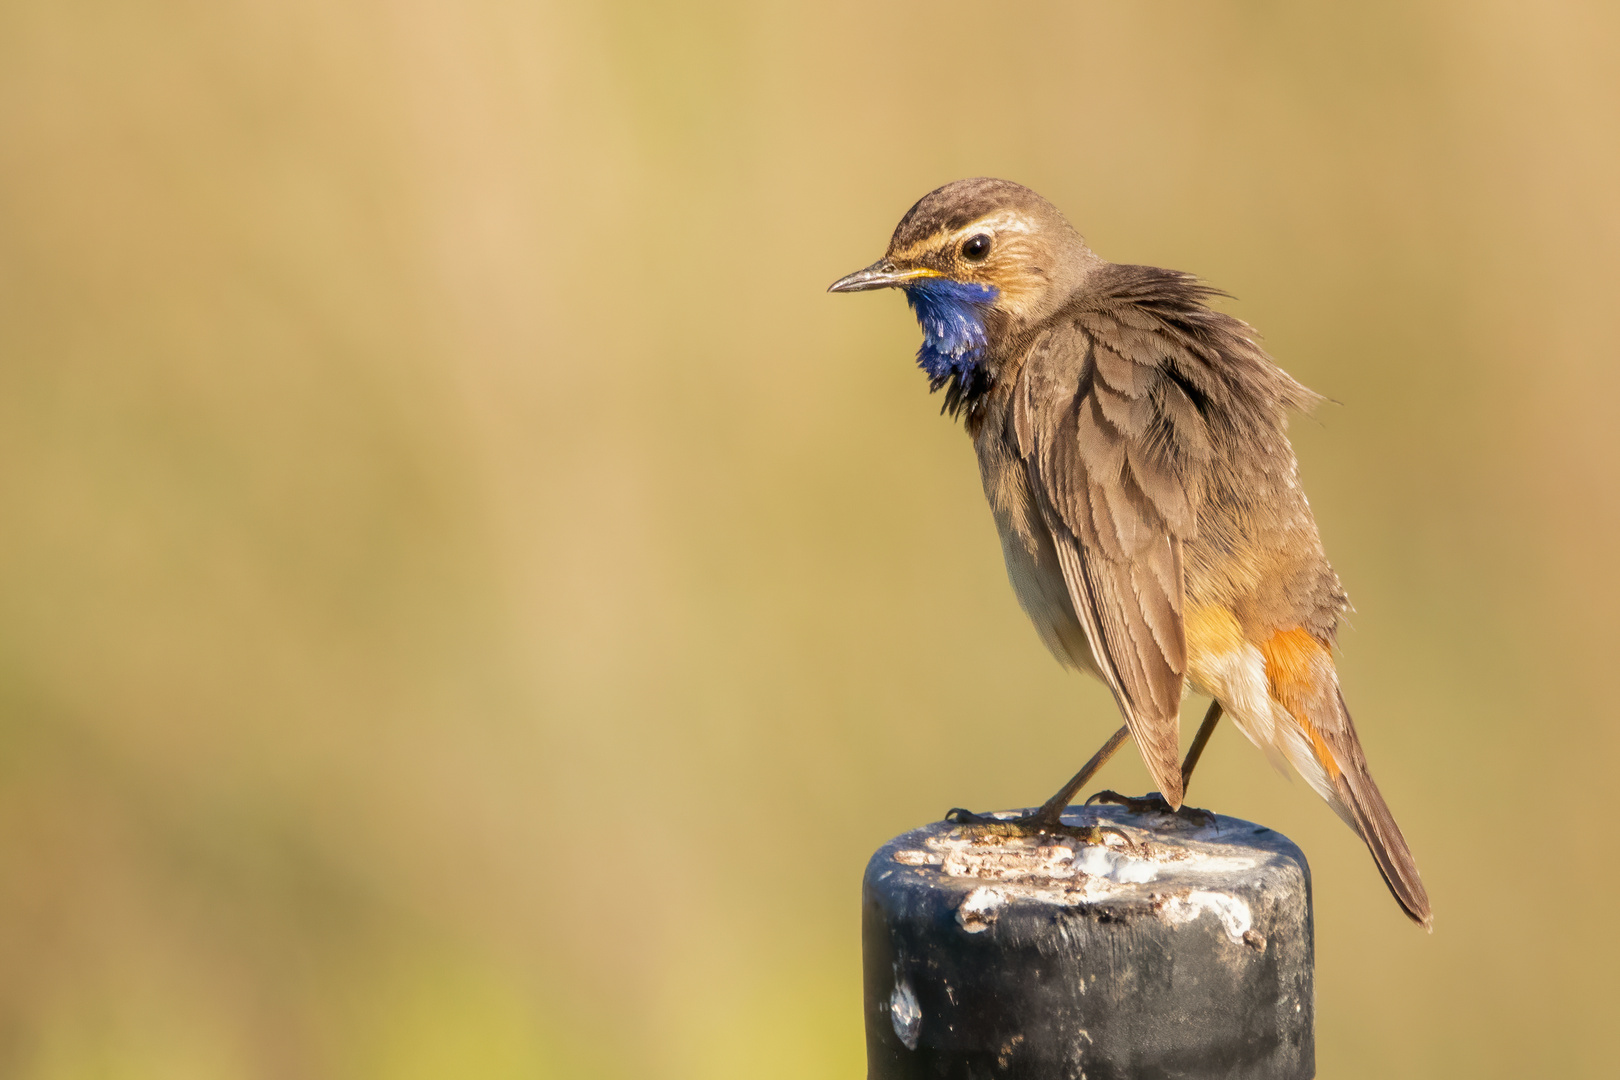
xmin=1 ymin=1 xmax=1616 ymax=1076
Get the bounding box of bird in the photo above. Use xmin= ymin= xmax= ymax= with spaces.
xmin=828 ymin=178 xmax=1431 ymax=929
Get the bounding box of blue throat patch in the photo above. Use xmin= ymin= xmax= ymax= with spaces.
xmin=904 ymin=279 xmax=999 ymax=390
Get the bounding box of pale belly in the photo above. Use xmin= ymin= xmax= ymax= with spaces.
xmin=997 ymin=519 xmax=1103 ymax=680
xmin=978 ymin=441 xmax=1103 ymax=680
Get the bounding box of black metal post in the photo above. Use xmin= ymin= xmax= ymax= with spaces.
xmin=862 ymin=806 xmax=1314 ymax=1079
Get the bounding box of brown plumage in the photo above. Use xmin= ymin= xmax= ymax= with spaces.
xmin=830 ymin=178 xmax=1432 ymax=929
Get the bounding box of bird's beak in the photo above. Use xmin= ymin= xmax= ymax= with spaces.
xmin=827 ymin=259 xmax=940 ymax=293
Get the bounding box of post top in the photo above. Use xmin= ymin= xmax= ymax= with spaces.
xmin=866 ymin=805 xmax=1309 ymax=946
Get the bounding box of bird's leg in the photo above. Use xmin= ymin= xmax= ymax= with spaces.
xmin=945 ymin=725 xmax=1132 ymax=843
xmin=1179 ymin=699 xmax=1223 ymax=796
xmin=1088 ymin=701 xmax=1223 ymax=824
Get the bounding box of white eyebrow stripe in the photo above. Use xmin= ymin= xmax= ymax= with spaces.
xmin=889 ymin=209 xmax=1038 ymax=261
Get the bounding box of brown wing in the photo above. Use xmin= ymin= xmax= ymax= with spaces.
xmin=1013 ymin=308 xmax=1215 ymax=807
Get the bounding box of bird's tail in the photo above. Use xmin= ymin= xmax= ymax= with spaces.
xmin=1317 ymin=689 xmax=1432 ymax=931
xmin=1261 ymin=629 xmax=1432 ymax=930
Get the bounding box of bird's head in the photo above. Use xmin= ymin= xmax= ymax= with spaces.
xmin=829 ymin=178 xmax=1097 ymax=412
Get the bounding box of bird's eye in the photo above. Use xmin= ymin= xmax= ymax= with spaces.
xmin=961 ymin=234 xmax=992 ymax=262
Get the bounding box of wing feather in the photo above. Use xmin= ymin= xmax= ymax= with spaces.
xmin=1018 ymin=309 xmax=1212 ymax=807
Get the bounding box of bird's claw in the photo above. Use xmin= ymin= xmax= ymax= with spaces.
xmin=1084 ymin=789 xmax=1216 ymax=827
xmin=943 ymin=807 xmax=1133 ymax=848
xmin=943 ymin=807 xmax=997 ymax=826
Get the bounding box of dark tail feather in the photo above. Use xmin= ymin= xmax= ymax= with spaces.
xmin=1329 ymin=691 xmax=1433 ymax=931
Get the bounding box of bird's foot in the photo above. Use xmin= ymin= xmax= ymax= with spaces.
xmin=1084 ymin=790 xmax=1216 ymax=827
xmin=943 ymin=806 xmax=1132 ymax=848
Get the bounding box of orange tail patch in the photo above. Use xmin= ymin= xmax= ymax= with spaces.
xmin=1258 ymin=628 xmax=1340 ymax=780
